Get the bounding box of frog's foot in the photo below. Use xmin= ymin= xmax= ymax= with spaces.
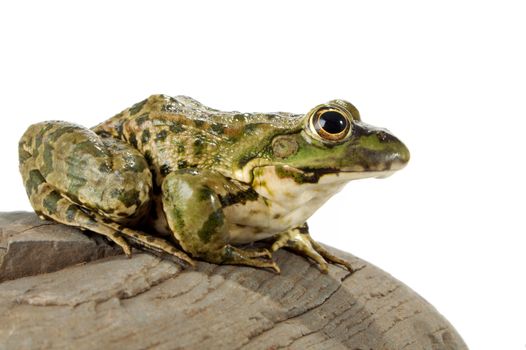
xmin=30 ymin=183 xmax=134 ymax=256
xmin=109 ymin=224 xmax=195 ymax=266
xmin=220 ymin=245 xmax=280 ymax=273
xmin=271 ymin=225 xmax=353 ymax=273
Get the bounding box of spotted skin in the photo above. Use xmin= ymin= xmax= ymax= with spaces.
xmin=19 ymin=95 xmax=409 ymax=273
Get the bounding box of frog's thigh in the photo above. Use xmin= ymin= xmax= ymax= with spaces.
xmin=162 ymin=170 xmax=278 ymax=271
xmin=19 ymin=121 xmax=152 ymax=224
xmin=161 ymin=170 xmax=231 ymax=255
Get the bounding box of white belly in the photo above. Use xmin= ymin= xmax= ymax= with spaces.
xmin=224 ymin=167 xmax=350 ymax=244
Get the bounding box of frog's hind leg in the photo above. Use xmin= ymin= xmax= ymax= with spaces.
xmin=162 ymin=169 xmax=280 ymax=272
xmin=27 ymin=179 xmax=194 ymax=265
xmin=18 ymin=121 xmax=193 ymax=265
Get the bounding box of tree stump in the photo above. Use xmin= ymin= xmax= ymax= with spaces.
xmin=0 ymin=212 xmax=467 ymax=349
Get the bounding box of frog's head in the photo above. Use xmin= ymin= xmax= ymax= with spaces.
xmin=248 ymin=100 xmax=410 ymax=187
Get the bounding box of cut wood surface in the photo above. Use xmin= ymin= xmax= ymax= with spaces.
xmin=0 ymin=212 xmax=467 ymax=349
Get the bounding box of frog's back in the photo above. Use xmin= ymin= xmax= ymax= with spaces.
xmin=92 ymin=95 xmax=303 ymax=184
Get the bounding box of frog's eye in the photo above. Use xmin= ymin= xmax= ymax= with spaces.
xmin=311 ymin=107 xmax=351 ymax=142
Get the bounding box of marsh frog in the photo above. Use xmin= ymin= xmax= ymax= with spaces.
xmin=19 ymin=95 xmax=409 ymax=273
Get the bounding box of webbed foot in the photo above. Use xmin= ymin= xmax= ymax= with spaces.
xmin=271 ymin=224 xmax=353 ymax=273
xmin=220 ymin=245 xmax=280 ymax=273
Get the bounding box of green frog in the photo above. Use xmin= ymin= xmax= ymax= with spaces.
xmin=18 ymin=95 xmax=409 ymax=273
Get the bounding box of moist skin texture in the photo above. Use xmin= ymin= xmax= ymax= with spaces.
xmin=19 ymin=95 xmax=409 ymax=273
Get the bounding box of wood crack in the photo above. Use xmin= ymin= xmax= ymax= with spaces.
xmin=237 ymin=269 xmax=353 ymax=349
xmin=0 ymin=212 xmax=468 ymax=349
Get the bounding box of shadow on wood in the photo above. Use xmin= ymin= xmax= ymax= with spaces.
xmin=0 ymin=212 xmax=467 ymax=349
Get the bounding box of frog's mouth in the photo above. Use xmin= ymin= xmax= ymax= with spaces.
xmin=294 ymin=167 xmax=399 ymax=184
xmin=266 ymin=165 xmax=403 ymax=186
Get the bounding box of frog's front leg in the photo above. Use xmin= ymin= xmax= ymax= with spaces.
xmin=271 ymin=223 xmax=354 ymax=273
xmin=162 ymin=169 xmax=280 ymax=272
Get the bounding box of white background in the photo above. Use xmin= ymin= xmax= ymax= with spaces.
xmin=1 ymin=1 xmax=525 ymax=348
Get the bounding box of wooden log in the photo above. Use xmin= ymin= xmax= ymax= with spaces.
xmin=0 ymin=212 xmax=467 ymax=349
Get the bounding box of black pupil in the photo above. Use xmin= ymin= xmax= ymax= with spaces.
xmin=319 ymin=111 xmax=347 ymax=134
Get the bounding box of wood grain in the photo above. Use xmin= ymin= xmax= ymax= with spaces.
xmin=0 ymin=212 xmax=467 ymax=349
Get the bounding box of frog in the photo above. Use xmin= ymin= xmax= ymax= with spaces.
xmin=18 ymin=95 xmax=409 ymax=273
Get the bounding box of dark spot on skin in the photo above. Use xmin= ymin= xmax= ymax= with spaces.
xmin=237 ymin=150 xmax=258 ymax=168
xmin=25 ymin=169 xmax=45 ymax=196
xmin=102 ymin=217 xmax=113 ymax=223
xmin=160 ymin=163 xmax=171 ymax=176
xmin=135 ymin=113 xmax=149 ymax=126
xmin=236 ymin=223 xmax=247 ymax=228
xmin=103 ymin=207 xmax=115 ymax=214
xmin=170 ymin=247 xmax=179 ymax=253
xmin=156 ymin=129 xmax=168 ymax=142
xmin=129 ymin=133 xmax=138 ymax=148
xmin=86 ymin=216 xmax=97 ymax=225
xmin=32 ymin=123 xmax=55 ymax=158
xmin=97 ymin=131 xmax=112 ymax=138
xmin=75 ymin=141 xmax=107 ymax=158
xmin=273 ymin=213 xmax=281 ymax=219
xmin=64 ymin=153 xmax=90 ymax=195
xmin=146 ymin=236 xmax=155 ymax=242
xmin=198 ymin=209 xmax=224 ymax=243
xmin=193 ymin=139 xmax=204 ymax=155
xmin=177 ymin=160 xmax=188 ymax=169
xmin=244 ymin=123 xmax=262 ymax=135
xmin=133 ymin=233 xmax=140 ymax=238
xmin=177 ymin=144 xmax=185 ymax=153
xmin=43 ymin=190 xmax=62 ymax=215
xmin=118 ymin=189 xmax=141 ymax=208
xmin=233 ymin=114 xmax=246 ymax=122
xmin=170 ymin=206 xmax=185 ymax=230
xmin=48 ymin=125 xmax=78 ymax=143
xmin=223 ymin=245 xmax=233 ymax=259
xmin=210 ymin=123 xmax=224 ymax=134
xmin=141 ymin=129 xmax=151 ymax=144
xmin=65 ymin=205 xmax=77 ymax=222
xmin=129 ymin=99 xmax=147 ymax=115
xmin=198 ymin=186 xmax=215 ymax=202
xmin=274 ymin=165 xmax=337 ymax=184
xmin=116 ymin=122 xmax=124 ymax=138
xmin=18 ymin=143 xmax=32 ymax=164
xmin=144 ymin=151 xmax=153 ymax=165
xmin=169 ymin=123 xmax=184 ymax=133
xmin=40 ymin=143 xmax=54 ymax=177
xmin=161 ymin=97 xmax=180 ymax=113
xmin=117 ymin=225 xmax=126 ymax=231
xmin=218 ymin=188 xmax=259 ymax=207
xmin=98 ymin=162 xmax=112 ymax=173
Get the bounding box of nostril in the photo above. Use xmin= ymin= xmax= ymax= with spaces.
xmin=377 ymin=131 xmax=388 ymax=142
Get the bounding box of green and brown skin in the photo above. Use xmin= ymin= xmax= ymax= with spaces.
xmin=18 ymin=95 xmax=409 ymax=273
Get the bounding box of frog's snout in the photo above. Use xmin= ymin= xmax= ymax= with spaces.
xmin=344 ymin=122 xmax=410 ymax=173
xmin=376 ymin=129 xmax=410 ymax=171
